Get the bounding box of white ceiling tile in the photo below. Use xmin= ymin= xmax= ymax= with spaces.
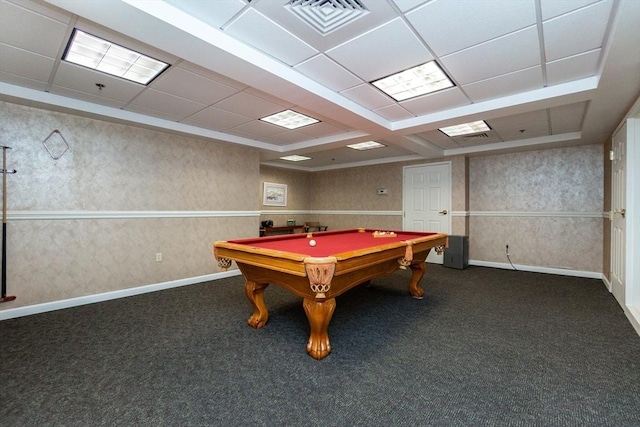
xmin=295 ymin=55 xmax=362 ymax=92
xmin=340 ymin=84 xmax=394 ymax=110
xmin=462 ymin=66 xmax=543 ymax=103
xmin=296 ymin=122 xmax=345 ymax=138
xmin=415 ymin=132 xmax=461 ymax=150
xmin=262 ymin=130 xmax=309 ymax=145
xmin=488 ymin=109 xmax=550 ymax=130
xmin=213 ymin=92 xmax=287 ymax=119
xmin=373 ymin=104 xmax=415 ymax=121
xmin=50 ymin=85 xmax=128 ymax=109
xmin=125 ymin=104 xmax=184 ymax=122
xmin=164 ymin=0 xmax=246 ymax=28
xmin=326 ymin=18 xmax=433 ymax=81
xmin=543 ymin=0 xmax=613 ymax=62
xmin=407 ymin=0 xmax=537 ymax=56
xmin=151 ymin=67 xmax=240 ymax=106
xmin=0 ymin=71 xmax=48 ymax=91
xmin=129 ymin=89 xmax=207 ymax=120
xmin=546 ymin=49 xmax=601 ymax=86
xmin=400 ymin=87 xmax=469 ymax=116
xmin=493 ymin=120 xmax=550 ymax=141
xmin=549 ymin=102 xmax=587 ymax=133
xmin=52 ymin=62 xmax=146 ymax=103
xmin=178 ymin=62 xmax=249 ymax=90
xmin=392 ymin=0 xmax=430 ymax=13
xmin=0 ymin=44 xmax=55 ymax=83
xmin=441 ymin=26 xmax=541 ymax=85
xmin=183 ymin=106 xmax=252 ymax=130
xmin=229 ymin=119 xmax=286 ymax=138
xmin=225 ymin=9 xmax=318 ymax=66
xmin=540 ymin=0 xmax=602 ymax=20
xmin=0 ymin=0 xmax=69 ymax=58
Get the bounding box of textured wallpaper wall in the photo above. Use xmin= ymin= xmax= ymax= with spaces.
xmin=468 ymin=145 xmax=604 ymax=272
xmin=0 ymin=101 xmax=259 ymax=309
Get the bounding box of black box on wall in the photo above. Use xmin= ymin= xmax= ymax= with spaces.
xmin=443 ymin=235 xmax=469 ymax=269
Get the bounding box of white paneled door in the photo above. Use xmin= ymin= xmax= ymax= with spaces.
xmin=611 ymin=124 xmax=627 ymax=306
xmin=403 ymin=162 xmax=451 ymax=264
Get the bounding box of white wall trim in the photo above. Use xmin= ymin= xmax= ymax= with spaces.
xmin=469 ymin=211 xmax=605 ymax=218
xmin=261 ymin=210 xmax=403 ymax=216
xmin=469 ymin=260 xmax=603 ymax=279
xmin=602 ymin=273 xmax=612 ymax=292
xmin=8 ymin=210 xmax=260 ymax=220
xmin=625 ymin=305 xmax=640 ymax=337
xmin=0 ymin=270 xmax=242 ymax=321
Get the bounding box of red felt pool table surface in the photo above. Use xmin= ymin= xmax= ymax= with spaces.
xmin=227 ymin=228 xmax=441 ymax=258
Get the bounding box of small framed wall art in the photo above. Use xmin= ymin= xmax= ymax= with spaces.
xmin=263 ymin=182 xmax=287 ymax=206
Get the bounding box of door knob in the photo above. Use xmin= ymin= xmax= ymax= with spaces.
xmin=438 ymin=209 xmax=448 ymax=215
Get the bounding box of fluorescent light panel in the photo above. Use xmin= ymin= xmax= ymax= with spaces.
xmin=260 ymin=109 xmax=319 ymax=129
xmin=439 ymin=120 xmax=491 ymax=137
xmin=63 ymin=29 xmax=169 ymax=85
xmin=371 ymin=61 xmax=454 ymax=102
xmin=280 ymin=155 xmax=311 ymax=162
xmin=347 ymin=141 xmax=386 ymax=150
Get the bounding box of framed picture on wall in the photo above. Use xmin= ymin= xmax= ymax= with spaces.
xmin=263 ymin=182 xmax=287 ymax=206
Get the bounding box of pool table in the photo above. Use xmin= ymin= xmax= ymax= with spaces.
xmin=213 ymin=228 xmax=447 ymax=360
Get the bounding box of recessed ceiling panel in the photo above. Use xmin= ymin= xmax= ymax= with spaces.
xmin=52 ymin=62 xmax=146 ymax=103
xmin=340 ymin=84 xmax=394 ymax=110
xmin=213 ymin=92 xmax=287 ymax=119
xmin=129 ymin=89 xmax=207 ymax=120
xmin=0 ymin=44 xmax=55 ymax=83
xmin=373 ymin=104 xmax=415 ymax=121
xmin=441 ymin=26 xmax=541 ymax=85
xmin=164 ymin=0 xmax=246 ymax=28
xmin=225 ymin=9 xmax=318 ymax=66
xmin=50 ymin=85 xmax=129 ymax=109
xmin=326 ymin=18 xmax=433 ymax=81
xmin=540 ymin=0 xmax=602 ymax=21
xmin=151 ymin=66 xmax=240 ymax=106
xmin=0 ymin=0 xmax=69 ymax=57
xmin=462 ymin=66 xmax=543 ymax=102
xmin=183 ymin=106 xmax=252 ymax=131
xmin=543 ymin=0 xmax=613 ymax=62
xmin=546 ymin=49 xmax=601 ymax=86
xmin=400 ymin=87 xmax=469 ymax=116
xmin=406 ymin=0 xmax=537 ymax=56
xmin=295 ymin=54 xmax=362 ymax=92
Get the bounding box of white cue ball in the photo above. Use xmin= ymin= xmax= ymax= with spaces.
xmin=309 ymin=239 xmax=316 ymax=247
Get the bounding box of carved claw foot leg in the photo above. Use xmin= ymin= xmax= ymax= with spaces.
xmin=303 ymin=297 xmax=336 ymax=360
xmin=408 ymin=261 xmax=427 ymax=299
xmin=245 ymin=281 xmax=269 ymax=328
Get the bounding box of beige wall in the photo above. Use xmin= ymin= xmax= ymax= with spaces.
xmin=1 ymin=101 xmax=259 ymax=310
xmin=1 ymin=99 xmax=606 ymax=312
xmin=260 ymin=146 xmax=603 ymax=273
xmin=468 ymin=145 xmax=603 ymax=272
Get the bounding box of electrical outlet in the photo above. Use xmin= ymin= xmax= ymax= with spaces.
xmin=505 ymin=244 xmax=509 ymax=256
xmin=156 ymin=252 xmax=162 ymax=262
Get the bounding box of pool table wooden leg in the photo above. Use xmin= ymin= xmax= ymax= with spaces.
xmin=245 ymin=281 xmax=270 ymax=328
xmin=303 ymin=297 xmax=336 ymax=360
xmin=408 ymin=261 xmax=426 ymax=299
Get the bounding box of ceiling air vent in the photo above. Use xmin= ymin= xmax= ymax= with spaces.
xmin=285 ymin=0 xmax=369 ymax=35
xmin=459 ymin=133 xmax=490 ymax=142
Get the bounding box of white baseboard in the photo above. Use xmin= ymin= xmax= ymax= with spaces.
xmin=625 ymin=305 xmax=640 ymax=337
xmin=468 ymin=260 xmax=604 ymax=279
xmin=0 ymin=270 xmax=242 ymax=321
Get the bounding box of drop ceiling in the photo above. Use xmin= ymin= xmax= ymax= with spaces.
xmin=1 ymin=0 xmax=639 ymax=171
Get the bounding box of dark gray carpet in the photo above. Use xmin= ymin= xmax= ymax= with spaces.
xmin=1 ymin=266 xmax=639 ymax=426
